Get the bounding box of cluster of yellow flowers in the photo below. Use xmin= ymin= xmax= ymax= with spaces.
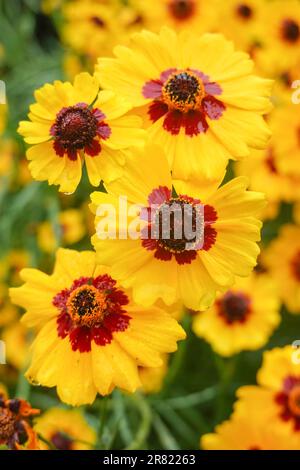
xmin=1 ymin=0 xmax=300 ymax=451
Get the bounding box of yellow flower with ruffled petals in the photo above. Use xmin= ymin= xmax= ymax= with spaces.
xmin=90 ymin=144 xmax=265 ymax=311
xmin=18 ymin=72 xmax=145 ymax=194
xmin=193 ymin=273 xmax=280 ymax=357
xmin=10 ymin=248 xmax=185 ymax=405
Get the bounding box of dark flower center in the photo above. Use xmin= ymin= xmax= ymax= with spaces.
xmin=156 ymin=198 xmax=203 ymax=253
xmin=288 ymin=386 xmax=300 ymax=417
xmin=217 ymin=291 xmax=251 ymax=324
xmin=236 ymin=4 xmax=253 ymax=19
xmin=275 ymin=376 xmax=300 ymax=429
xmin=281 ymin=19 xmax=300 ymax=43
xmin=168 ymin=0 xmax=196 ymax=21
xmin=51 ymin=105 xmax=98 ymax=151
xmin=291 ymin=251 xmax=300 ymax=282
xmin=162 ymin=71 xmax=205 ymax=112
xmin=51 ymin=431 xmax=73 ymax=450
xmin=90 ymin=16 xmax=105 ymax=28
xmin=67 ymin=284 xmax=107 ymax=328
xmin=265 ymin=150 xmax=278 ymax=174
xmin=0 ymin=408 xmax=15 ymax=441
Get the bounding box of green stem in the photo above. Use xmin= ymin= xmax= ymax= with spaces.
xmin=125 ymin=393 xmax=152 ymax=450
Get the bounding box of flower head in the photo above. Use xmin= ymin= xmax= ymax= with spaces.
xmin=10 ymin=249 xmax=185 ymax=405
xmin=96 ymin=27 xmax=272 ymax=182
xmin=18 ymin=72 xmax=145 ymax=193
xmin=90 ymin=144 xmax=265 ymax=311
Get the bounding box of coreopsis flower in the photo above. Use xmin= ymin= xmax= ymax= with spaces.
xmin=235 ymin=146 xmax=300 ymax=206
xmin=201 ymin=409 xmax=300 ymax=450
xmin=130 ymin=0 xmax=219 ymax=34
xmin=262 ymin=225 xmax=300 ymax=314
xmin=62 ymin=0 xmax=120 ymax=60
xmin=35 ymin=408 xmax=96 ymax=450
xmin=236 ymin=346 xmax=300 ymax=435
xmin=37 ymin=209 xmax=85 ymax=253
xmin=90 ymin=144 xmax=265 ymax=310
xmin=192 ymin=273 xmax=280 ymax=357
xmin=270 ymin=105 xmax=300 ymax=179
xmin=18 ymin=72 xmax=145 ymax=194
xmin=256 ymin=0 xmax=300 ymax=74
xmin=10 ymin=249 xmax=185 ymax=405
xmin=215 ymin=0 xmax=265 ymax=51
xmin=2 ymin=322 xmax=30 ymax=370
xmin=0 ymin=284 xmax=18 ymax=327
xmin=0 ymin=390 xmax=40 ymax=450
xmin=95 ymin=27 xmax=273 ymax=182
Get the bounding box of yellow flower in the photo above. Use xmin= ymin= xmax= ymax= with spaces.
xmin=263 ymin=225 xmax=300 ymax=314
xmin=61 ymin=0 xmax=120 ymax=60
xmin=130 ymin=0 xmax=219 ymax=34
xmin=0 ymin=249 xmax=31 ymax=286
xmin=214 ymin=0 xmax=265 ymax=51
xmin=0 ymin=284 xmax=18 ymax=327
xmin=90 ymin=144 xmax=265 ymax=311
xmin=35 ymin=407 xmax=96 ymax=450
xmin=96 ymin=27 xmax=272 ymax=183
xmin=201 ymin=407 xmax=300 ymax=450
xmin=270 ymin=105 xmax=300 ymax=179
xmin=192 ymin=273 xmax=280 ymax=357
xmin=236 ymin=346 xmax=300 ymax=437
xmin=139 ymin=354 xmax=169 ymax=394
xmin=37 ymin=209 xmax=85 ymax=253
xmin=255 ymin=0 xmax=300 ymax=74
xmin=10 ymin=248 xmax=185 ymax=405
xmin=18 ymin=72 xmax=145 ymax=194
xmin=235 ymin=146 xmax=300 ymax=206
xmin=0 ymin=138 xmax=15 ymax=180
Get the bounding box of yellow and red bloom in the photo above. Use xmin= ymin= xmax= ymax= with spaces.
xmin=236 ymin=346 xmax=300 ymax=436
xmin=10 ymin=249 xmax=185 ymax=405
xmin=192 ymin=273 xmax=280 ymax=357
xmin=0 ymin=391 xmax=40 ymax=450
xmin=18 ymin=72 xmax=145 ymax=193
xmin=96 ymin=27 xmax=272 ymax=182
xmin=262 ymin=225 xmax=300 ymax=314
xmin=90 ymin=144 xmax=265 ymax=310
xmin=35 ymin=407 xmax=96 ymax=450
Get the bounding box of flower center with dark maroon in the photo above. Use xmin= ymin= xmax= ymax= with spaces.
xmin=281 ymin=19 xmax=300 ymax=43
xmin=291 ymin=251 xmax=300 ymax=282
xmin=0 ymin=398 xmax=38 ymax=450
xmin=51 ymin=431 xmax=73 ymax=450
xmin=141 ymin=186 xmax=217 ymax=265
xmin=53 ymin=275 xmax=131 ymax=353
xmin=143 ymin=68 xmax=225 ymax=137
xmin=217 ymin=291 xmax=252 ymax=325
xmin=167 ymin=0 xmax=196 ymax=21
xmin=236 ymin=4 xmax=253 ymax=20
xmin=275 ymin=376 xmax=300 ymax=430
xmin=51 ymin=103 xmax=111 ymax=161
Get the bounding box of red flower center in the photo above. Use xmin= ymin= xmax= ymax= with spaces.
xmin=0 ymin=397 xmax=38 ymax=449
xmin=236 ymin=4 xmax=253 ymax=19
xmin=291 ymin=251 xmax=300 ymax=282
xmin=141 ymin=186 xmax=217 ymax=265
xmin=168 ymin=0 xmax=196 ymax=21
xmin=51 ymin=103 xmax=111 ymax=161
xmin=53 ymin=275 xmax=131 ymax=353
xmin=90 ymin=16 xmax=105 ymax=28
xmin=217 ymin=291 xmax=252 ymax=324
xmin=51 ymin=432 xmax=73 ymax=450
xmin=265 ymin=150 xmax=278 ymax=174
xmin=275 ymin=376 xmax=300 ymax=430
xmin=281 ymin=19 xmax=300 ymax=43
xmin=162 ymin=71 xmax=205 ymax=112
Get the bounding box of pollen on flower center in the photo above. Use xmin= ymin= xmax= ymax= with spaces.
xmin=168 ymin=0 xmax=196 ymax=21
xmin=0 ymin=409 xmax=15 ymax=441
xmin=217 ymin=291 xmax=251 ymax=324
xmin=281 ymin=19 xmax=300 ymax=43
xmin=67 ymin=284 xmax=107 ymax=327
xmin=156 ymin=198 xmax=204 ymax=253
xmin=288 ymin=386 xmax=300 ymax=417
xmin=162 ymin=71 xmax=205 ymax=112
xmin=51 ymin=105 xmax=98 ymax=151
